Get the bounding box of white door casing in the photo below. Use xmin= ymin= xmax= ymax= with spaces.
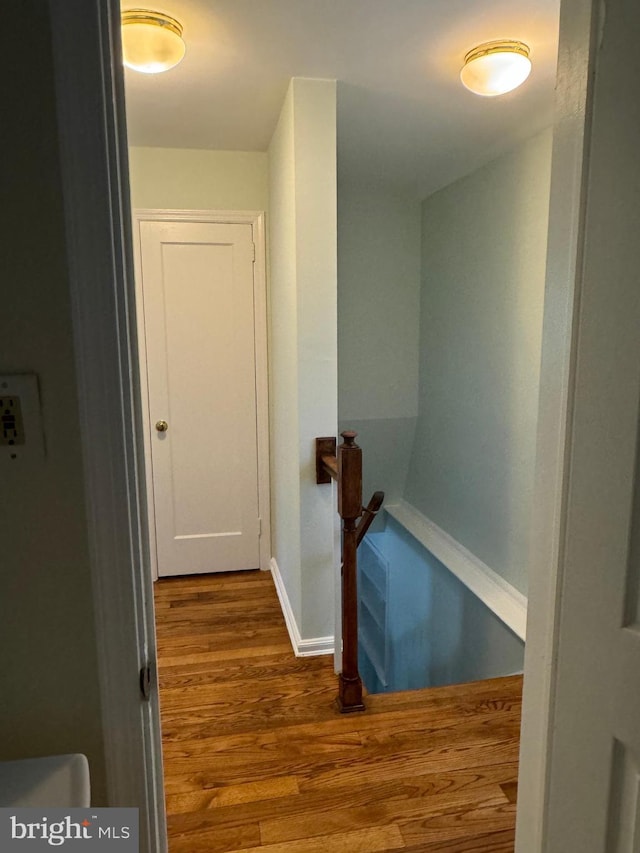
xmin=514 ymin=0 xmax=596 ymax=846
xmin=49 ymin=2 xmax=167 ymax=849
xmin=518 ymin=0 xmax=640 ymax=850
xmin=541 ymin=0 xmax=640 ymax=847
xmin=133 ymin=211 xmax=270 ymax=578
xmin=50 ymin=0 xmax=639 ymax=848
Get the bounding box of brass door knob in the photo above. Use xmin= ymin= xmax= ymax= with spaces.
xmin=155 ymin=420 xmax=168 ymax=432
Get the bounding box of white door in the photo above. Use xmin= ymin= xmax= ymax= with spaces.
xmin=139 ymin=219 xmax=261 ymax=577
xmin=520 ymin=0 xmax=640 ymax=849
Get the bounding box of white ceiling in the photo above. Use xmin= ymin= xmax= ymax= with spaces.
xmin=123 ymin=0 xmax=560 ymax=198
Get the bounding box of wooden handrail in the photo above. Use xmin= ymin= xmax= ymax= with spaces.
xmin=322 ymin=454 xmax=339 ymax=481
xmin=356 ymin=490 xmax=384 ymax=547
xmin=315 ymin=436 xmax=337 ymax=483
xmin=315 ymin=431 xmax=384 ymax=713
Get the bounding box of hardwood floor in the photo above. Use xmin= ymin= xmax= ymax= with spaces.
xmin=155 ymin=570 xmax=522 ymax=852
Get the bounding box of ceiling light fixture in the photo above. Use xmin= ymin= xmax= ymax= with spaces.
xmin=460 ymin=40 xmax=531 ymax=97
xmin=121 ymin=9 xmax=186 ymax=74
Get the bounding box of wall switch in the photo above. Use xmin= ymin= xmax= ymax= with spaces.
xmin=0 ymin=374 xmax=45 ymax=462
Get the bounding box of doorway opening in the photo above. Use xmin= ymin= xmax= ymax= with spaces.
xmin=119 ymin=0 xmax=560 ymax=848
xmin=49 ymin=0 xmax=640 ymax=845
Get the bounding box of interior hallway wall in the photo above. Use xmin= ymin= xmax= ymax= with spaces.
xmin=268 ymin=78 xmax=338 ymax=641
xmin=337 ymin=183 xmax=421 ymax=515
xmin=128 ymin=147 xmax=268 ymax=211
xmin=405 ymin=129 xmax=553 ymax=594
xmin=0 ymin=0 xmax=106 ymax=802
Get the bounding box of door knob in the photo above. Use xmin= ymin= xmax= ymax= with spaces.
xmin=155 ymin=420 xmax=168 ymax=432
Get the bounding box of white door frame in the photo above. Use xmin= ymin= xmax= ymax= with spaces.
xmin=47 ymin=0 xmax=602 ymax=850
xmin=48 ymin=1 xmax=167 ymax=849
xmin=515 ymin=0 xmax=598 ymax=847
xmin=132 ymin=209 xmax=271 ymax=580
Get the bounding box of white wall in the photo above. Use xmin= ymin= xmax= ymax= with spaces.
xmin=1 ymin=0 xmax=106 ymax=802
xmin=128 ymin=147 xmax=268 ymax=211
xmin=268 ymin=78 xmax=338 ymax=640
xmin=405 ymin=129 xmax=553 ymax=594
xmin=268 ymin=84 xmax=302 ymax=623
xmin=337 ymin=183 xmax=421 ymax=509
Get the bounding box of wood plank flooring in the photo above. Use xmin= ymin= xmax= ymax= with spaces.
xmin=155 ymin=570 xmax=522 ymax=852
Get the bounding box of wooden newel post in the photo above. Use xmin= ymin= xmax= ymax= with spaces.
xmin=337 ymin=430 xmax=365 ymax=713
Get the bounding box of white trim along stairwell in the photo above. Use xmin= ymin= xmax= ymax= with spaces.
xmin=270 ymin=499 xmax=527 ymax=660
xmin=386 ymin=501 xmax=528 ymax=642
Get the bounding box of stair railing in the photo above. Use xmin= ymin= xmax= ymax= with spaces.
xmin=315 ymin=431 xmax=384 ymax=713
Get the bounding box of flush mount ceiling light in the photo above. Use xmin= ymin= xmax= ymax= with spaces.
xmin=121 ymin=9 xmax=186 ymax=73
xmin=460 ymin=40 xmax=531 ymax=97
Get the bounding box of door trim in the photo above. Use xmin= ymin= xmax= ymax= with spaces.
xmin=48 ymin=1 xmax=167 ymax=848
xmin=132 ymin=209 xmax=271 ymax=579
xmin=515 ymin=0 xmax=598 ymax=849
xmin=47 ymin=0 xmax=599 ymax=849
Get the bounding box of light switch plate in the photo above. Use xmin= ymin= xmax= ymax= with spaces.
xmin=0 ymin=374 xmax=45 ymax=462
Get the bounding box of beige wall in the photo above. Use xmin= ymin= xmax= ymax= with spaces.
xmin=128 ymin=147 xmax=268 ymax=211
xmin=1 ymin=0 xmax=106 ymax=802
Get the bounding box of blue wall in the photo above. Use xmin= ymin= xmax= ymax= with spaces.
xmin=337 ymin=182 xmax=421 ymax=524
xmin=338 ymin=133 xmax=553 ymax=690
xmin=405 ymin=130 xmax=553 ymax=594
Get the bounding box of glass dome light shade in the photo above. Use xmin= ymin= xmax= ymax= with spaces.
xmin=460 ymin=40 xmax=531 ymax=97
xmin=122 ymin=10 xmax=185 ymax=74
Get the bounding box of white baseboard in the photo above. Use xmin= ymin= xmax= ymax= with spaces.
xmin=269 ymin=558 xmax=334 ymax=657
xmin=385 ymin=501 xmax=528 ymax=642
